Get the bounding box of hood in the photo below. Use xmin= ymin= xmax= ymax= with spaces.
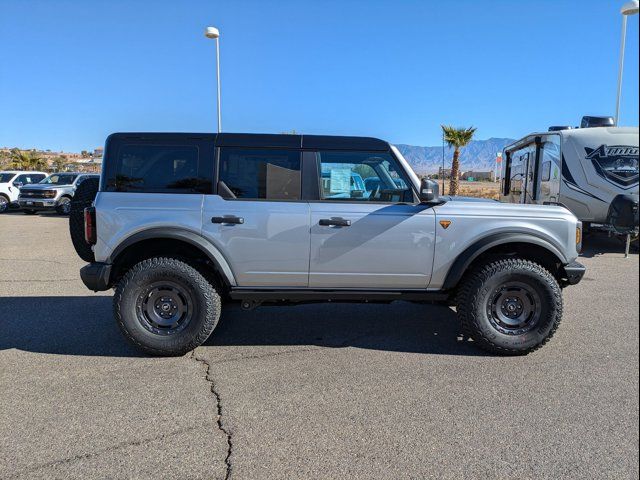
xmin=435 ymin=199 xmax=577 ymax=221
xmin=20 ymin=183 xmax=71 ymax=190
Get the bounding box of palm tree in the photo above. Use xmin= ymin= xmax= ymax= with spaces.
xmin=441 ymin=125 xmax=477 ymax=196
xmin=52 ymin=156 xmax=67 ymax=172
xmin=8 ymin=148 xmax=47 ymax=171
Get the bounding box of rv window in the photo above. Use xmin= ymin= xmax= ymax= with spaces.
xmin=508 ymin=152 xmax=529 ymax=195
xmin=541 ymin=161 xmax=551 ymax=182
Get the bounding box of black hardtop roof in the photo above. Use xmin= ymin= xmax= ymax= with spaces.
xmin=107 ymin=132 xmax=390 ymax=151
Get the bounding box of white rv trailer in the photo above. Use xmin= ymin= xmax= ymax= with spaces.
xmin=501 ymin=117 xmax=639 ymax=233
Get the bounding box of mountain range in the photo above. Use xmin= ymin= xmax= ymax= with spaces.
xmin=396 ymin=137 xmax=515 ymax=175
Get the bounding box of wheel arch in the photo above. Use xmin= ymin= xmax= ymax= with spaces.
xmin=107 ymin=228 xmax=237 ymax=288
xmin=442 ymin=233 xmax=568 ymax=290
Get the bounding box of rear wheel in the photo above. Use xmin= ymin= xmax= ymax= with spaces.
xmin=114 ymin=257 xmax=221 ymax=356
xmin=456 ymin=258 xmax=563 ymax=355
xmin=0 ymin=195 xmax=8 ymax=213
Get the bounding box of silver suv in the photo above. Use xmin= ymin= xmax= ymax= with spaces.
xmin=75 ymin=133 xmax=585 ymax=356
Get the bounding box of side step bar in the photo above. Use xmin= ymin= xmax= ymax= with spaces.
xmin=229 ymin=288 xmax=451 ymax=309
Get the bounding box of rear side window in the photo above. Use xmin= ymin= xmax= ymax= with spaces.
xmin=15 ymin=174 xmax=44 ymax=184
xmin=106 ymin=144 xmax=210 ymax=193
xmin=218 ymin=148 xmax=301 ymax=200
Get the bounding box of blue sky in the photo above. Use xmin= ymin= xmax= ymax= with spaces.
xmin=1 ymin=0 xmax=638 ymax=152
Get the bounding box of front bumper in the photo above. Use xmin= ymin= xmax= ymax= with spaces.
xmin=80 ymin=262 xmax=112 ymax=291
xmin=18 ymin=198 xmax=59 ymax=210
xmin=561 ymin=261 xmax=586 ymax=286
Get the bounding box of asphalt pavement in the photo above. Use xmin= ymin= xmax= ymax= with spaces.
xmin=0 ymin=211 xmax=638 ymax=479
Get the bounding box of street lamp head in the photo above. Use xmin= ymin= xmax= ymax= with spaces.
xmin=621 ymin=0 xmax=639 ymax=15
xmin=205 ymin=26 xmax=220 ymax=39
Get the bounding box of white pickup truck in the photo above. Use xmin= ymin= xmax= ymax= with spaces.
xmin=0 ymin=170 xmax=47 ymax=213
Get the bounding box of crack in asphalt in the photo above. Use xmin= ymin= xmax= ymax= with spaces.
xmin=208 ymin=346 xmax=325 ymax=365
xmin=7 ymin=425 xmax=200 ymax=479
xmin=191 ymin=349 xmax=233 ymax=480
xmin=0 ymin=279 xmax=77 ymax=283
xmin=0 ymin=258 xmax=70 ymax=265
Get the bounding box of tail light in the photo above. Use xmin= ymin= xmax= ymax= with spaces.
xmin=84 ymin=206 xmax=97 ymax=245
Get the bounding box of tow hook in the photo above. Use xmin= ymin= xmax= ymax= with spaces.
xmin=240 ymin=299 xmax=262 ymax=311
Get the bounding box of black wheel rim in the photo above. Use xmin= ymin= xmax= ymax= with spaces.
xmin=0 ymin=197 xmax=7 ymax=213
xmin=486 ymin=281 xmax=541 ymax=335
xmin=135 ymin=281 xmax=194 ymax=335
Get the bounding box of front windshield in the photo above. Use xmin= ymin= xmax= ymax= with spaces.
xmin=0 ymin=173 xmax=16 ymax=183
xmin=40 ymin=174 xmax=78 ymax=185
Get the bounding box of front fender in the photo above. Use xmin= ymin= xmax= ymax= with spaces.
xmin=440 ymin=232 xmax=567 ymax=290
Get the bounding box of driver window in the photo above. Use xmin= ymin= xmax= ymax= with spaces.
xmin=317 ymin=151 xmax=411 ymax=202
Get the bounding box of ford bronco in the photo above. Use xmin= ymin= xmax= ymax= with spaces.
xmin=72 ymin=133 xmax=585 ymax=356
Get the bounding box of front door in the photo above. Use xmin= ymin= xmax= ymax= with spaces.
xmin=202 ymin=147 xmax=310 ymax=287
xmin=308 ymin=150 xmax=436 ymax=289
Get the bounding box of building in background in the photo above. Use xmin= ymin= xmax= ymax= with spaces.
xmin=461 ymin=170 xmax=495 ymax=182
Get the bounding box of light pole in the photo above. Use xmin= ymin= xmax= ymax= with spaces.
xmin=205 ymin=26 xmax=222 ymax=133
xmin=615 ymin=0 xmax=639 ymax=126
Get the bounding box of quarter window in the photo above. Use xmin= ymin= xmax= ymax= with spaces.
xmin=107 ymin=144 xmax=206 ymax=193
xmin=218 ymin=148 xmax=301 ymax=200
xmin=317 ymin=151 xmax=411 ymax=203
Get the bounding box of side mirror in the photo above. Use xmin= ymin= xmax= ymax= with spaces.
xmin=419 ymin=178 xmax=440 ymax=203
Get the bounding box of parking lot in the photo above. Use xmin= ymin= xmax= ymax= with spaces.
xmin=0 ymin=211 xmax=638 ymax=479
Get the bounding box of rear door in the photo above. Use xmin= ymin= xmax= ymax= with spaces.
xmin=539 ymin=136 xmax=561 ymax=204
xmin=307 ymin=150 xmax=436 ymax=289
xmin=201 ymin=146 xmax=311 ymax=287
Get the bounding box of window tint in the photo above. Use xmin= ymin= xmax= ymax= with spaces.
xmin=41 ymin=174 xmax=78 ymax=185
xmin=505 ymin=151 xmax=530 ymax=195
xmin=218 ymin=148 xmax=301 ymax=200
xmin=317 ymin=151 xmax=411 ymax=203
xmin=107 ymin=145 xmax=206 ymax=193
xmin=15 ymin=174 xmax=38 ymax=184
xmin=541 ymin=161 xmax=551 ymax=182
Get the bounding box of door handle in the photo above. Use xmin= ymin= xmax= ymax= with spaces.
xmin=319 ymin=218 xmax=351 ymax=227
xmin=212 ymin=216 xmax=244 ymax=225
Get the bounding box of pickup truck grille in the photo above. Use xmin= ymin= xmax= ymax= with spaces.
xmin=20 ymin=189 xmax=55 ymax=199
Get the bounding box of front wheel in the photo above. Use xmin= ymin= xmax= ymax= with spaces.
xmin=56 ymin=197 xmax=71 ymax=215
xmin=114 ymin=257 xmax=222 ymax=356
xmin=0 ymin=196 xmax=8 ymax=213
xmin=456 ymin=258 xmax=563 ymax=355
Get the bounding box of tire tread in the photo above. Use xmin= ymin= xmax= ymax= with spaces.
xmin=456 ymin=258 xmax=563 ymax=355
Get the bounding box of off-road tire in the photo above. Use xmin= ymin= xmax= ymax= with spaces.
xmin=456 ymin=258 xmax=563 ymax=355
xmin=69 ymin=177 xmax=99 ymax=262
xmin=114 ymin=257 xmax=221 ymax=356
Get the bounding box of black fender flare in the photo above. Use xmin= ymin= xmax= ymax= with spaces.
xmin=441 ymin=232 xmax=568 ymax=290
xmin=107 ymin=227 xmax=237 ymax=286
